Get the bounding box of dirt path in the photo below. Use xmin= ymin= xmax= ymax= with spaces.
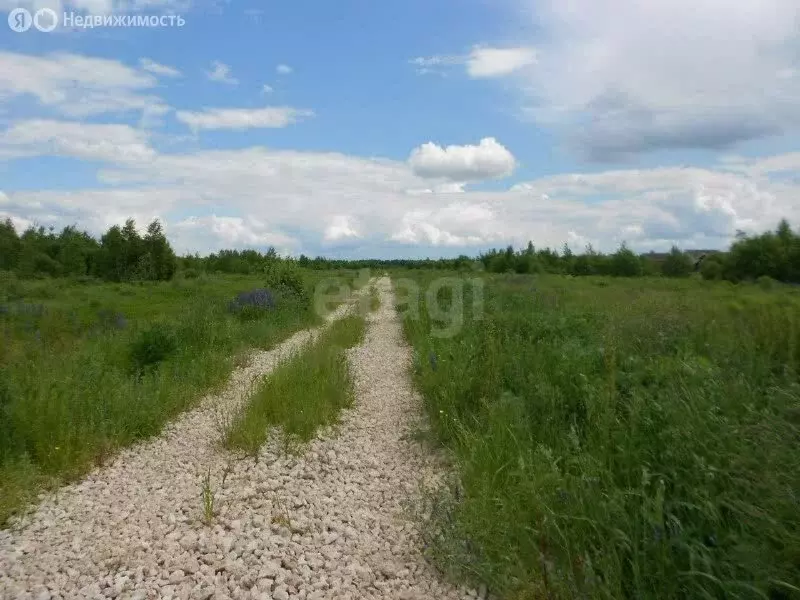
xmin=1 ymin=277 xmax=466 ymax=600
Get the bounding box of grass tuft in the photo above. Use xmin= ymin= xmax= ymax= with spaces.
xmin=225 ymin=313 xmax=366 ymax=455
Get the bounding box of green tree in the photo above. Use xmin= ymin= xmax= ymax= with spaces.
xmin=142 ymin=219 xmax=177 ymax=280
xmin=661 ymin=246 xmax=694 ymax=277
xmin=610 ymin=243 xmax=643 ymax=277
xmin=0 ymin=219 xmax=20 ymax=271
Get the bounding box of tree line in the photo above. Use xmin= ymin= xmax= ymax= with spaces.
xmin=0 ymin=218 xmax=176 ymax=282
xmin=1 ymin=217 xmax=798 ymax=284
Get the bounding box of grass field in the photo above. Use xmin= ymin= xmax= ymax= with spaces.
xmin=0 ymin=269 xmax=363 ymax=526
xmin=398 ymin=271 xmax=800 ymax=599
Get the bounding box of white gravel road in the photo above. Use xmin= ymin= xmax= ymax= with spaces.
xmin=0 ymin=277 xmax=471 ymax=600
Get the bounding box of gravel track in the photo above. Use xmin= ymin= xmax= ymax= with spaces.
xmin=1 ymin=277 xmax=469 ymax=600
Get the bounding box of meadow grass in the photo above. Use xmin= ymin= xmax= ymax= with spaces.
xmin=370 ymin=284 xmax=381 ymax=312
xmin=0 ymin=269 xmax=362 ymax=526
xmin=224 ymin=313 xmax=366 ymax=455
xmin=398 ymin=271 xmax=800 ymax=600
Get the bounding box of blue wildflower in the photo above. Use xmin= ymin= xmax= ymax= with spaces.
xmin=228 ymin=288 xmax=276 ymax=315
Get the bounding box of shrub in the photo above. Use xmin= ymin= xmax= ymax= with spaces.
xmin=129 ymin=324 xmax=177 ymax=372
xmin=700 ymin=256 xmax=724 ymax=280
xmin=265 ymin=262 xmax=308 ymax=302
xmin=610 ymin=244 xmax=644 ymax=277
xmin=757 ymin=274 xmax=777 ymax=290
xmin=661 ymin=246 xmax=694 ymax=277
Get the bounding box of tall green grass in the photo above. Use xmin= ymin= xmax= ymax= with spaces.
xmin=225 ymin=313 xmax=366 ymax=455
xmin=0 ymin=271 xmax=351 ymax=525
xmin=400 ymin=272 xmax=800 ymax=599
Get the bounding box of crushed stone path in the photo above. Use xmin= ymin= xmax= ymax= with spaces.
xmin=0 ymin=277 xmax=468 ymax=600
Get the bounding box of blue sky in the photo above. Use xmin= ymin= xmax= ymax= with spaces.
xmin=0 ymin=0 xmax=798 ymax=258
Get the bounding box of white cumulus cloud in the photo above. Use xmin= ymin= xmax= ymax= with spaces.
xmin=408 ymin=137 xmax=516 ymax=182
xmin=323 ymin=216 xmax=360 ymax=242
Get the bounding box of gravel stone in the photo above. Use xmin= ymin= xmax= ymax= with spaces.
xmin=0 ymin=278 xmax=477 ymax=600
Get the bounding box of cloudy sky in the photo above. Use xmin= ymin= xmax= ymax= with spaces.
xmin=0 ymin=0 xmax=798 ymax=258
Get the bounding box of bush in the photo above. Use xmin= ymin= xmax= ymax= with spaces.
xmin=661 ymin=246 xmax=694 ymax=277
xmin=757 ymin=274 xmax=777 ymax=290
xmin=266 ymin=262 xmax=309 ymax=303
xmin=610 ymin=244 xmax=644 ymax=277
xmin=700 ymin=257 xmax=724 ymax=280
xmin=129 ymin=324 xmax=177 ymax=372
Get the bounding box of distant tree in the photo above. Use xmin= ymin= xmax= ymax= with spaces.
xmin=141 ymin=219 xmax=176 ymax=280
xmin=610 ymin=243 xmax=643 ymax=277
xmin=661 ymin=246 xmax=694 ymax=277
xmin=0 ymin=219 xmax=20 ymax=271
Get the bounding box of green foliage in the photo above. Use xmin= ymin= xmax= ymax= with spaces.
xmin=700 ymin=255 xmax=724 ymax=280
xmin=610 ymin=243 xmax=644 ymax=276
xmin=265 ymin=260 xmax=309 ymax=302
xmin=0 ymin=218 xmax=176 ymax=283
xmin=402 ymin=272 xmax=800 ymax=600
xmin=0 ymin=219 xmax=21 ymax=271
xmin=129 ymin=324 xmax=177 ymax=372
xmin=757 ymin=275 xmax=777 ymax=290
xmin=661 ymin=245 xmax=694 ymax=277
xmin=723 ymin=220 xmax=800 ymax=283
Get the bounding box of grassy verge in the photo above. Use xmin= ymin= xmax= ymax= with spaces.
xmin=397 ymin=271 xmax=800 ymax=600
xmin=0 ymin=269 xmax=348 ymax=526
xmin=224 ymin=313 xmax=366 ymax=455
xmin=370 ymin=284 xmax=381 ymax=312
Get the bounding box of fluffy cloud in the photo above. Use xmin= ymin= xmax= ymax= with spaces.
xmin=175 ymin=106 xmax=314 ymax=131
xmin=205 ymin=61 xmax=238 ymax=85
xmin=324 ymin=216 xmax=360 ymax=242
xmin=390 ymin=203 xmax=498 ymax=246
xmin=276 ymin=64 xmax=292 ymax=75
xmin=408 ymin=138 xmax=516 ymax=182
xmin=0 ymin=119 xmax=155 ymax=162
xmin=519 ymin=0 xmax=800 ymax=157
xmin=0 ymin=52 xmax=168 ymax=118
xmin=171 ymin=216 xmax=298 ymax=255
